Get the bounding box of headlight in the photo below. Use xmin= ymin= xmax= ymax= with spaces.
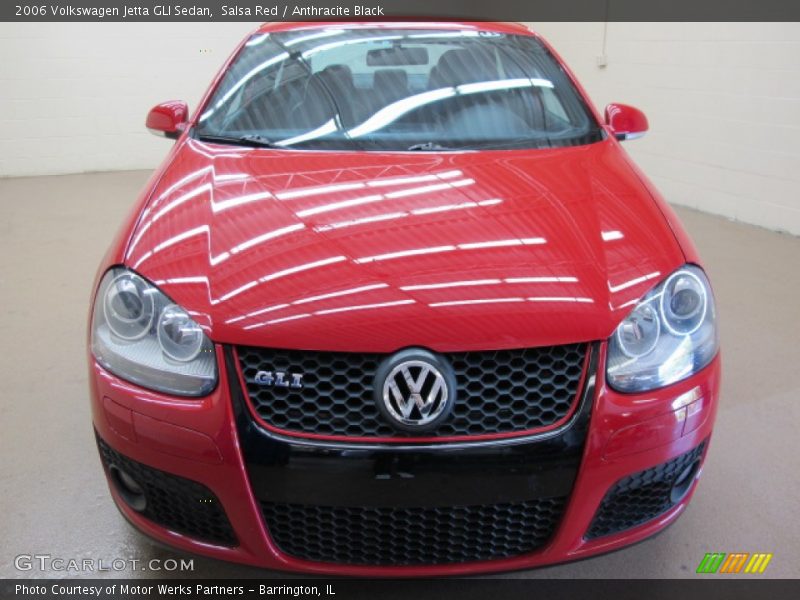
xmin=607 ymin=265 xmax=718 ymax=392
xmin=91 ymin=267 xmax=217 ymax=396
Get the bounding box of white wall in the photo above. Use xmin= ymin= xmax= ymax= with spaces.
xmin=0 ymin=23 xmax=254 ymax=176
xmin=531 ymin=22 xmax=800 ymax=235
xmin=1 ymin=22 xmax=799 ymax=234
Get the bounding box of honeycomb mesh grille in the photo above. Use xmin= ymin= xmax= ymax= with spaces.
xmin=586 ymin=441 xmax=707 ymax=539
xmin=96 ymin=436 xmax=237 ymax=546
xmin=237 ymin=344 xmax=586 ymax=438
xmin=262 ymin=497 xmax=566 ymax=565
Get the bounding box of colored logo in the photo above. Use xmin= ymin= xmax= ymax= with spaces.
xmin=696 ymin=552 xmax=773 ymax=574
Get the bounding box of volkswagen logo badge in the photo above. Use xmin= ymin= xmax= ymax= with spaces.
xmin=374 ymin=349 xmax=456 ymax=432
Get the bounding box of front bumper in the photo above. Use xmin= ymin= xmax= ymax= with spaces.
xmin=89 ymin=343 xmax=720 ymax=576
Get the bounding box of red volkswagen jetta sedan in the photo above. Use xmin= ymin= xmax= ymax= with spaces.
xmin=88 ymin=21 xmax=720 ymax=575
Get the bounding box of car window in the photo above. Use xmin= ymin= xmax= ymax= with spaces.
xmin=195 ymin=28 xmax=603 ymax=151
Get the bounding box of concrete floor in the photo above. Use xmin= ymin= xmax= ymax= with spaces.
xmin=1 ymin=170 xmax=798 ymax=579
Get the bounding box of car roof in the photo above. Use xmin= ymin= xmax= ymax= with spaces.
xmin=255 ymin=21 xmax=535 ymax=36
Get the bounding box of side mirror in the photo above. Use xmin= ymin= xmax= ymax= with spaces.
xmin=605 ymin=103 xmax=648 ymax=141
xmin=146 ymin=101 xmax=189 ymax=139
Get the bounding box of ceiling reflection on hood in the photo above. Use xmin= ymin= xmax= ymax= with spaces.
xmin=242 ymin=299 xmax=417 ymax=331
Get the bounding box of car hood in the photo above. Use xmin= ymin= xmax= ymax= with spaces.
xmin=124 ymin=138 xmax=685 ymax=352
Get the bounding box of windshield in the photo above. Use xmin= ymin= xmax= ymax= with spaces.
xmin=195 ymin=27 xmax=604 ymax=151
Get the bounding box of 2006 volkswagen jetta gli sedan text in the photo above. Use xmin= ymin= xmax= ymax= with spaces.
xmin=88 ymin=21 xmax=720 ymax=575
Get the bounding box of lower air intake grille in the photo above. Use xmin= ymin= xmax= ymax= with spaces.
xmin=586 ymin=441 xmax=707 ymax=539
xmin=261 ymin=498 xmax=566 ymax=565
xmin=96 ymin=435 xmax=237 ymax=546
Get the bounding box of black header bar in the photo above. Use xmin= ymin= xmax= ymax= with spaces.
xmin=3 ymin=0 xmax=800 ymax=22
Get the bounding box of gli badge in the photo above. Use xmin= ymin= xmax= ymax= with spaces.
xmin=254 ymin=370 xmax=303 ymax=389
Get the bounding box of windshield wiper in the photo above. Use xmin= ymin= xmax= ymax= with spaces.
xmin=195 ymin=132 xmax=278 ymax=148
xmin=407 ymin=142 xmax=453 ymax=151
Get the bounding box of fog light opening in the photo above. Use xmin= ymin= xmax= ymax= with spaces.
xmin=109 ymin=464 xmax=147 ymax=512
xmin=670 ymin=459 xmax=701 ymax=504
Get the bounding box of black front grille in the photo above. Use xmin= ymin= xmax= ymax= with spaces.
xmin=586 ymin=441 xmax=707 ymax=539
xmin=96 ymin=436 xmax=237 ymax=546
xmin=238 ymin=344 xmax=586 ymax=438
xmin=261 ymin=497 xmax=566 ymax=565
